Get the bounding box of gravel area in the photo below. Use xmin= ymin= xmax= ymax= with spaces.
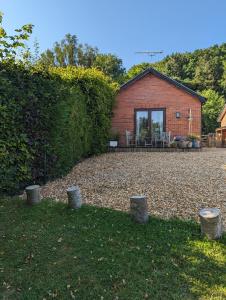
xmin=42 ymin=148 xmax=226 ymax=223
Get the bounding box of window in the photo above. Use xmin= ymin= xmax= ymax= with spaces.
xmin=176 ymin=112 xmax=180 ymax=118
xmin=135 ymin=109 xmax=165 ymax=143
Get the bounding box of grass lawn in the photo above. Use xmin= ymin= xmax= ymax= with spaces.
xmin=0 ymin=198 xmax=226 ymax=300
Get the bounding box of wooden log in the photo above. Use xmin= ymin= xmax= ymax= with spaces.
xmin=199 ymin=208 xmax=223 ymax=239
xmin=130 ymin=195 xmax=149 ymax=224
xmin=67 ymin=186 xmax=82 ymax=209
xmin=25 ymin=185 xmax=41 ymax=205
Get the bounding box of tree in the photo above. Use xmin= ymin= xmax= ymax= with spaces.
xmin=0 ymin=12 xmax=33 ymax=61
xmin=77 ymin=43 xmax=98 ymax=68
xmin=164 ymin=53 xmax=189 ymax=79
xmin=202 ymin=89 xmax=225 ymax=133
xmin=39 ymin=33 xmax=98 ymax=68
xmin=220 ymin=61 xmax=226 ymax=97
xmin=194 ymin=54 xmax=223 ymax=90
xmin=93 ymin=53 xmax=125 ymax=83
xmin=39 ymin=49 xmax=55 ymax=66
xmin=39 ymin=34 xmax=126 ymax=82
xmin=126 ymin=62 xmax=151 ymax=80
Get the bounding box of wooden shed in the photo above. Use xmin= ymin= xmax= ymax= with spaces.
xmin=216 ymin=105 xmax=226 ymax=147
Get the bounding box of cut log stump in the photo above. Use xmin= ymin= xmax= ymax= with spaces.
xmin=67 ymin=186 xmax=82 ymax=209
xmin=199 ymin=208 xmax=223 ymax=240
xmin=130 ymin=195 xmax=149 ymax=224
xmin=25 ymin=185 xmax=41 ymax=205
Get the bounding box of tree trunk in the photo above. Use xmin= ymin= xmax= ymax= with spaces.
xmin=67 ymin=186 xmax=82 ymax=209
xmin=199 ymin=208 xmax=223 ymax=239
xmin=25 ymin=185 xmax=41 ymax=205
xmin=130 ymin=195 xmax=149 ymax=224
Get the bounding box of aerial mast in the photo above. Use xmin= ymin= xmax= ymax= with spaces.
xmin=135 ymin=50 xmax=163 ymax=61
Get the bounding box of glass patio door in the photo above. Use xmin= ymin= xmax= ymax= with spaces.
xmin=136 ymin=110 xmax=149 ymax=144
xmin=135 ymin=109 xmax=165 ymax=144
xmin=151 ymin=110 xmax=164 ymax=137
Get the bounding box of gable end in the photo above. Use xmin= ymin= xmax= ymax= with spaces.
xmin=121 ymin=67 xmax=206 ymax=103
xmin=218 ymin=105 xmax=226 ymax=122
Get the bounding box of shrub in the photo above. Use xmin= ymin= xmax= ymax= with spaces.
xmin=0 ymin=62 xmax=59 ymax=193
xmin=0 ymin=63 xmax=117 ymax=194
xmin=201 ymin=89 xmax=225 ymax=133
xmin=48 ymin=67 xmax=117 ymax=176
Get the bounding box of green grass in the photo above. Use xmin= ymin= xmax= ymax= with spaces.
xmin=0 ymin=198 xmax=226 ymax=300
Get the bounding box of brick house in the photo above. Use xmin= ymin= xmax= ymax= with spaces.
xmin=216 ymin=105 xmax=226 ymax=147
xmin=111 ymin=67 xmax=206 ymax=146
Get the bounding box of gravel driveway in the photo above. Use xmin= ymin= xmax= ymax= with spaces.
xmin=42 ymin=148 xmax=226 ymax=223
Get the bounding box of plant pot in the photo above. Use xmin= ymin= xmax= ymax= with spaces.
xmin=194 ymin=140 xmax=200 ymax=148
xmin=180 ymin=141 xmax=188 ymax=148
xmin=170 ymin=142 xmax=177 ymax=148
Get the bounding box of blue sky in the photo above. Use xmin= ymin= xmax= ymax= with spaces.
xmin=1 ymin=0 xmax=226 ymax=69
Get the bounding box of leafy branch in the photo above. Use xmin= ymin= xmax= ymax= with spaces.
xmin=0 ymin=12 xmax=33 ymax=60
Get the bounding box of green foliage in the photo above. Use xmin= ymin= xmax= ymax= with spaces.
xmin=49 ymin=86 xmax=91 ymax=175
xmin=93 ymin=53 xmax=126 ymax=83
xmin=187 ymin=134 xmax=200 ymax=141
xmin=194 ymin=55 xmax=223 ymax=91
xmin=39 ymin=34 xmax=125 ymax=83
xmin=0 ymin=132 xmax=33 ymax=193
xmin=126 ymin=62 xmax=150 ymax=80
xmin=0 ymin=12 xmax=33 ymax=60
xmin=152 ymin=44 xmax=226 ymax=93
xmin=0 ymin=62 xmax=59 ymax=193
xmin=48 ymin=67 xmax=117 ymax=176
xmin=39 ymin=33 xmax=98 ymax=68
xmin=0 ymin=16 xmax=117 ymax=194
xmin=39 ymin=48 xmax=55 ymax=66
xmin=202 ymin=89 xmax=225 ymax=133
xmin=77 ymin=43 xmax=99 ymax=68
xmin=220 ymin=61 xmax=226 ymax=93
xmin=127 ymin=44 xmax=226 ymax=94
xmin=0 ymin=63 xmax=117 ymax=194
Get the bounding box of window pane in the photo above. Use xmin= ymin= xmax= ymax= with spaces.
xmin=136 ymin=111 xmax=148 ymax=141
xmin=151 ymin=110 xmax=163 ymax=136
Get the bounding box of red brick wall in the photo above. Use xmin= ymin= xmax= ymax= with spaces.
xmin=112 ymin=74 xmax=202 ymax=145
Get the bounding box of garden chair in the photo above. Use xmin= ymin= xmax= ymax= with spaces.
xmin=125 ymin=130 xmax=138 ymax=146
xmin=161 ymin=132 xmax=170 ymax=148
xmin=144 ymin=137 xmax=153 ymax=147
xmin=153 ymin=133 xmax=161 ymax=147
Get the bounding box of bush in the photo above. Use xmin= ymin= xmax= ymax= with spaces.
xmin=50 ymin=67 xmax=117 ymax=154
xmin=201 ymin=89 xmax=225 ymax=134
xmin=0 ymin=63 xmax=117 ymax=194
xmin=0 ymin=62 xmax=57 ymax=194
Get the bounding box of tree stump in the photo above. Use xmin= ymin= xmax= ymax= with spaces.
xmin=130 ymin=195 xmax=149 ymax=224
xmin=25 ymin=185 xmax=41 ymax=205
xmin=199 ymin=208 xmax=223 ymax=239
xmin=67 ymin=186 xmax=82 ymax=209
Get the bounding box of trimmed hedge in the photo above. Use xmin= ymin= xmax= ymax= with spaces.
xmin=0 ymin=63 xmax=117 ymax=194
xmin=49 ymin=67 xmax=117 ymax=176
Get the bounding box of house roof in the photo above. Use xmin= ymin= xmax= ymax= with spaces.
xmin=120 ymin=67 xmax=206 ymax=103
xmin=217 ymin=104 xmax=226 ymax=122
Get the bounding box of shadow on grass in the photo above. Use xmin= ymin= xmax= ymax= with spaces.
xmin=0 ymin=198 xmax=226 ymax=300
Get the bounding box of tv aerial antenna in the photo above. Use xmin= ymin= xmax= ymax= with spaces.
xmin=135 ymin=50 xmax=163 ymax=60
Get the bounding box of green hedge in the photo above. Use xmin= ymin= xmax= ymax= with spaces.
xmin=0 ymin=63 xmax=117 ymax=194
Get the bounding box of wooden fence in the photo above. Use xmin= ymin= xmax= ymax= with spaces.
xmin=201 ymin=134 xmax=216 ymax=147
